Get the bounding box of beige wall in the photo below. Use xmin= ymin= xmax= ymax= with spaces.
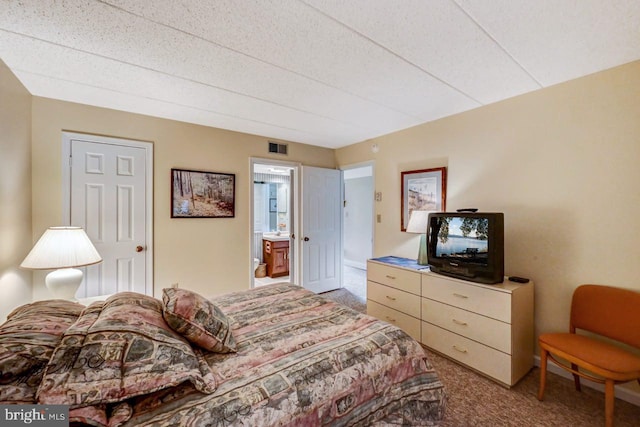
xmin=0 ymin=60 xmax=33 ymax=321
xmin=336 ymin=61 xmax=640 ymax=368
xmin=30 ymin=98 xmax=336 ymax=301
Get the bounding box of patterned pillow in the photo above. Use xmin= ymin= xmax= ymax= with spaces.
xmin=162 ymin=288 xmax=236 ymax=353
xmin=36 ymin=292 xmax=217 ymax=414
xmin=0 ymin=299 xmax=84 ymax=403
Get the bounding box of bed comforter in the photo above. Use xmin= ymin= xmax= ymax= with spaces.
xmin=0 ymin=283 xmax=446 ymax=426
xmin=121 ymin=283 xmax=446 ymax=426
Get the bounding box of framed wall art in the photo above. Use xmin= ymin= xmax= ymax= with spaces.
xmin=401 ymin=167 xmax=447 ymax=231
xmin=171 ymin=168 xmax=235 ymax=218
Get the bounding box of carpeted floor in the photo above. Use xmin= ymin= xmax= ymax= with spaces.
xmin=321 ymin=287 xmax=366 ymax=312
xmin=428 ymin=349 xmax=640 ymax=426
xmin=321 ymin=288 xmax=640 ymax=426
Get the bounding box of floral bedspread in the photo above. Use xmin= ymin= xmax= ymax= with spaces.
xmin=121 ymin=283 xmax=446 ymax=426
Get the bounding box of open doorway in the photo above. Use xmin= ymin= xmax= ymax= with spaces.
xmin=342 ymin=163 xmax=374 ymax=302
xmin=251 ymin=160 xmax=297 ymax=288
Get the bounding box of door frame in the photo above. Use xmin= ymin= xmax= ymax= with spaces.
xmin=61 ymin=132 xmax=154 ymax=295
xmin=250 ymin=157 xmax=301 ymax=288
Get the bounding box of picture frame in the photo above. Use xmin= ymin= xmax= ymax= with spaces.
xmin=269 ymin=198 xmax=277 ymax=212
xmin=171 ymin=168 xmax=235 ymax=218
xmin=401 ymin=167 xmax=447 ymax=231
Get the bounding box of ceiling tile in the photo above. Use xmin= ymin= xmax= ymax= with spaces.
xmin=1 ymin=33 xmax=375 ymax=144
xmin=457 ymin=0 xmax=640 ymax=86
xmin=101 ymin=0 xmax=480 ymax=119
xmin=17 ymin=69 xmax=350 ymax=147
xmin=304 ymin=0 xmax=542 ymax=104
xmin=1 ymin=0 xmax=638 ymax=148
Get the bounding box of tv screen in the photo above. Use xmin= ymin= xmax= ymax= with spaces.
xmin=433 ymin=216 xmax=489 ymax=265
xmin=427 ymin=212 xmax=504 ymax=284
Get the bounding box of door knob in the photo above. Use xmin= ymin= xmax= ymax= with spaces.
xmin=303 ymin=237 xmax=310 ymax=241
xmin=136 ymin=245 xmax=144 ymax=252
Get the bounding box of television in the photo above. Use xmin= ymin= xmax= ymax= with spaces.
xmin=426 ymin=212 xmax=504 ymax=284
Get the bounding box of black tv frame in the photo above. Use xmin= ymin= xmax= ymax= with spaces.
xmin=426 ymin=212 xmax=504 ymax=285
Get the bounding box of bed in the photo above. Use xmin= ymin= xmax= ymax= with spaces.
xmin=0 ymin=282 xmax=446 ymax=426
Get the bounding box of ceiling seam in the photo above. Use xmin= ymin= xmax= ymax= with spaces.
xmin=451 ymin=0 xmax=543 ymax=88
xmin=298 ymin=0 xmax=483 ymax=106
xmin=0 ymin=28 xmax=367 ymax=133
xmin=13 ymin=67 xmax=339 ymax=140
xmin=95 ymin=0 xmax=423 ymax=121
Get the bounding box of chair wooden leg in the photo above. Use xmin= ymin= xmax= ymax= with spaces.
xmin=571 ymin=363 xmax=581 ymax=391
xmin=538 ymin=348 xmax=548 ymax=401
xmin=604 ymin=379 xmax=615 ymax=427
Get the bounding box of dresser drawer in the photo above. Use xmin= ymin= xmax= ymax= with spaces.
xmin=367 ymin=300 xmax=421 ymax=341
xmin=367 ymin=262 xmax=421 ymax=295
xmin=368 ymin=281 xmax=420 ymax=318
xmin=422 ymin=298 xmax=511 ymax=354
xmin=422 ymin=274 xmax=511 ymax=322
xmin=422 ymin=321 xmax=512 ymax=385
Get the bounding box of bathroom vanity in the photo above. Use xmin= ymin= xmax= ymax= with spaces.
xmin=262 ymin=235 xmax=290 ymax=278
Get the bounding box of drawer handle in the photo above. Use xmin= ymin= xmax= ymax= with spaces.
xmin=385 ymin=316 xmax=397 ymax=323
xmin=452 ymin=345 xmax=468 ymax=354
xmin=385 ymin=295 xmax=397 ymax=301
xmin=385 ymin=275 xmax=397 ymax=280
xmin=452 ymin=319 xmax=468 ymax=326
xmin=453 ymin=293 xmax=469 ymax=299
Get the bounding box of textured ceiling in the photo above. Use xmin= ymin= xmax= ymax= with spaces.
xmin=1 ymin=1 xmax=639 ymax=149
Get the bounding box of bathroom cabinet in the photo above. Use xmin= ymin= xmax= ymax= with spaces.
xmin=263 ymin=238 xmax=290 ymax=278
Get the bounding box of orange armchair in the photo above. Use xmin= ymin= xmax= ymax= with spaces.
xmin=537 ymin=284 xmax=640 ymax=427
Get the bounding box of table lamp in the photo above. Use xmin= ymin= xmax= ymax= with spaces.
xmin=21 ymin=226 xmax=102 ymax=300
xmin=406 ymin=210 xmax=430 ymax=265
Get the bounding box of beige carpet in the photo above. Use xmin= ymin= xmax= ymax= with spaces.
xmin=427 ymin=348 xmax=640 ymax=426
xmin=321 ymin=287 xmax=366 ymax=313
xmin=322 ymin=288 xmax=640 ymax=426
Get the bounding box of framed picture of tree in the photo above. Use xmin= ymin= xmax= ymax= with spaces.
xmin=171 ymin=168 xmax=235 ymax=218
xmin=401 ymin=167 xmax=447 ymax=231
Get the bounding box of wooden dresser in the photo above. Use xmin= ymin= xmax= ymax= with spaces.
xmin=366 ymin=260 xmax=422 ymax=341
xmin=367 ymin=256 xmax=534 ymax=387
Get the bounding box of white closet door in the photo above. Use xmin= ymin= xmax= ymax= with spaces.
xmin=69 ymin=135 xmax=149 ymax=298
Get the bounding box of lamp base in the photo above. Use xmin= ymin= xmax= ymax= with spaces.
xmin=46 ymin=268 xmax=83 ymax=301
xmin=417 ymin=234 xmax=428 ymax=265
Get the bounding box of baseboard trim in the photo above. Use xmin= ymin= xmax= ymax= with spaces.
xmin=344 ymin=260 xmax=366 ymax=270
xmin=533 ymin=355 xmax=640 ymax=407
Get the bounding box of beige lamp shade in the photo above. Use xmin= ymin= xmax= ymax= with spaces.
xmin=21 ymin=226 xmax=102 ymax=269
xmin=406 ymin=211 xmax=430 ymax=265
xmin=21 ymin=226 xmax=102 ymax=300
xmin=405 ymin=210 xmax=430 ymax=234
